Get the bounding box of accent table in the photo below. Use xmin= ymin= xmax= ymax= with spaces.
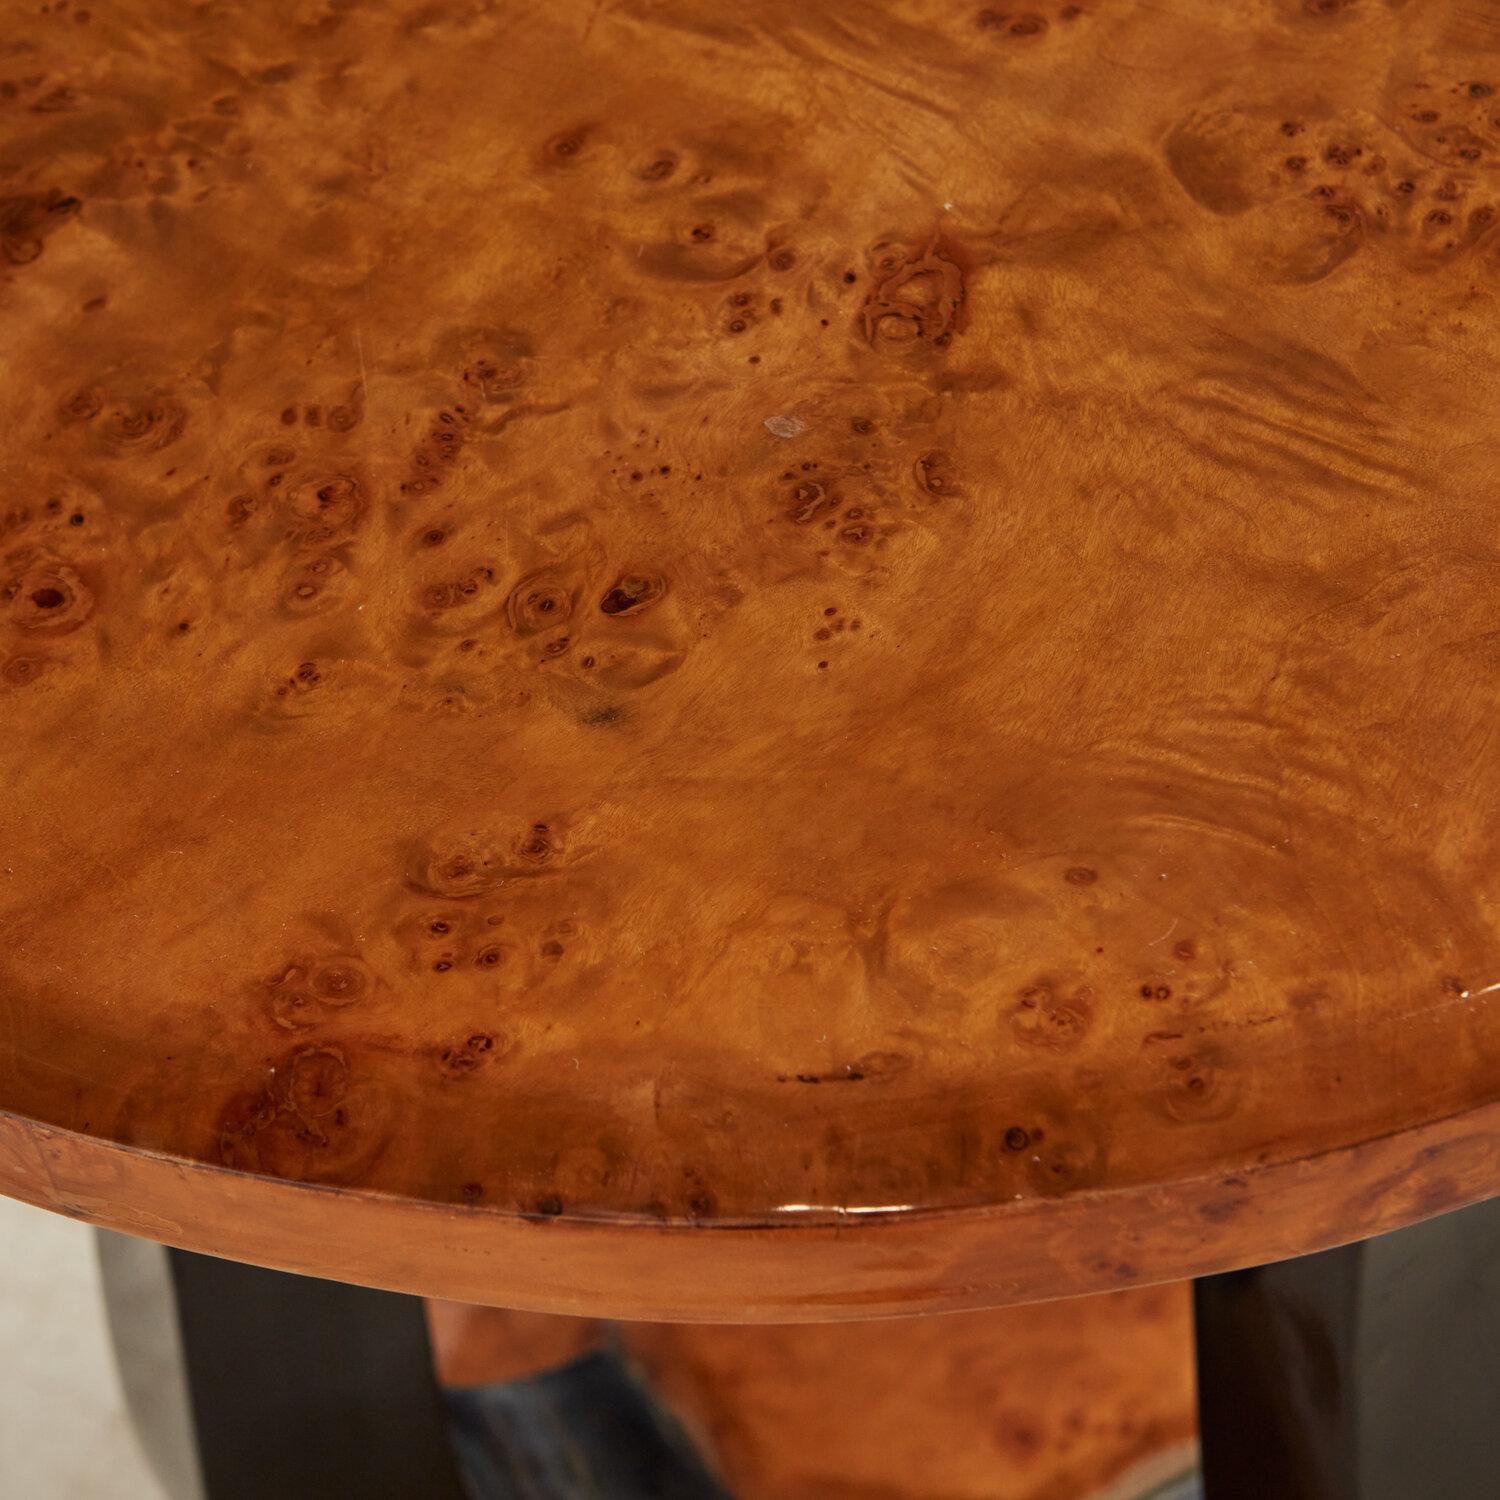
xmin=4 ymin=2 xmax=1500 ymax=1495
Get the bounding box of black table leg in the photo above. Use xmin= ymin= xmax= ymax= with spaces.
xmin=97 ymin=1233 xmax=730 ymax=1500
xmin=97 ymin=1234 xmax=466 ymax=1500
xmin=1194 ymin=1194 xmax=1500 ymax=1500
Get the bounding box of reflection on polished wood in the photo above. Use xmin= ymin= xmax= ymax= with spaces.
xmin=3 ymin=0 xmax=1500 ymax=1317
xmin=424 ymin=1301 xmax=607 ymax=1389
xmin=620 ymin=1287 xmax=1196 ymax=1500
xmin=424 ymin=1288 xmax=1196 ymax=1500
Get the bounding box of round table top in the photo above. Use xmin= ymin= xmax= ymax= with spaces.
xmin=4 ymin=0 xmax=1500 ymax=1320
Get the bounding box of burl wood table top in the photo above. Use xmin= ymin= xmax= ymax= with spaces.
xmin=3 ymin=0 xmax=1499 ymax=1320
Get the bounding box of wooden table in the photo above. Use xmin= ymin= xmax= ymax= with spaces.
xmin=4 ymin=1 xmax=1500 ymax=1495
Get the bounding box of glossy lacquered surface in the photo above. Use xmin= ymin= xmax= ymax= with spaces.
xmin=427 ymin=1292 xmax=1195 ymax=1500
xmin=4 ymin=0 xmax=1500 ymax=1314
xmin=620 ymin=1288 xmax=1195 ymax=1500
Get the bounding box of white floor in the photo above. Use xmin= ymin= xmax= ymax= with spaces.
xmin=0 ymin=1196 xmax=166 ymax=1500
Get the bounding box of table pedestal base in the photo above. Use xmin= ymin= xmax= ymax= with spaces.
xmin=96 ymin=1195 xmax=1500 ymax=1499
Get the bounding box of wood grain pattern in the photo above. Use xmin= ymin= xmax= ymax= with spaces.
xmin=619 ymin=1288 xmax=1196 ymax=1500
xmin=3 ymin=0 xmax=1500 ymax=1314
xmin=425 ymin=1293 xmax=1196 ymax=1499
